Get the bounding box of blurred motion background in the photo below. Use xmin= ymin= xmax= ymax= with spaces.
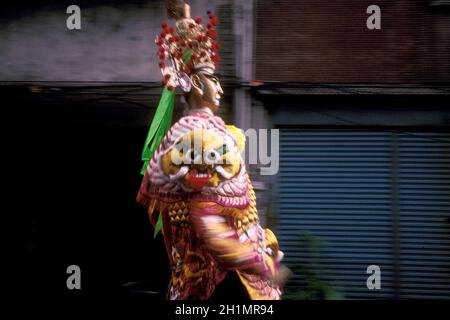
xmin=6 ymin=0 xmax=450 ymax=299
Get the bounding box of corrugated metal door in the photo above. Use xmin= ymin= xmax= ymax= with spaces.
xmin=274 ymin=129 xmax=450 ymax=299
xmin=397 ymin=132 xmax=450 ymax=298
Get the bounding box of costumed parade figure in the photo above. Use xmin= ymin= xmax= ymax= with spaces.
xmin=137 ymin=0 xmax=287 ymax=300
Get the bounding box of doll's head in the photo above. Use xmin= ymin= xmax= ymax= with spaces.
xmin=157 ymin=1 xmax=222 ymax=112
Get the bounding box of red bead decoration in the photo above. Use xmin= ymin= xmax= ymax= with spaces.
xmin=167 ymin=85 xmax=175 ymax=91
xmin=208 ymin=31 xmax=217 ymax=40
xmin=155 ymin=10 xmax=221 ymax=80
xmin=212 ymin=53 xmax=220 ymax=62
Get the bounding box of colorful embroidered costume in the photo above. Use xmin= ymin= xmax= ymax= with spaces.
xmin=137 ymin=0 xmax=285 ymax=300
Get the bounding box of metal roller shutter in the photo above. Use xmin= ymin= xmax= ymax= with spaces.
xmin=274 ymin=129 xmax=450 ymax=299
xmin=397 ymin=132 xmax=450 ymax=299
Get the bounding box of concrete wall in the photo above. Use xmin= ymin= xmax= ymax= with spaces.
xmin=0 ymin=0 xmax=227 ymax=82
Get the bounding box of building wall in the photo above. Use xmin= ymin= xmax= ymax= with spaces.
xmin=255 ymin=0 xmax=450 ymax=83
xmin=252 ymin=1 xmax=450 ymax=299
xmin=0 ymin=0 xmax=236 ymax=126
xmin=0 ymin=0 xmax=233 ymax=82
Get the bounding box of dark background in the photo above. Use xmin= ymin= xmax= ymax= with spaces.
xmin=10 ymin=84 xmax=171 ymax=300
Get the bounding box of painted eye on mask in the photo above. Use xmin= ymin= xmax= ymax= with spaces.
xmin=216 ymin=144 xmax=228 ymax=155
xmin=204 ymin=149 xmax=221 ymax=165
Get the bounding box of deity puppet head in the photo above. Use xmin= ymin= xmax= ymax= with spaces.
xmin=157 ymin=0 xmax=223 ymax=112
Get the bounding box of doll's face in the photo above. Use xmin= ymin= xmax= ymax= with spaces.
xmin=161 ymin=129 xmax=240 ymax=191
xmin=198 ymin=71 xmax=223 ymax=112
xmin=189 ymin=66 xmax=223 ymax=113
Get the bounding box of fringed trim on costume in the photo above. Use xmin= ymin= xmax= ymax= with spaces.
xmin=236 ymin=270 xmax=281 ymax=300
xmin=144 ymin=184 xmax=187 ymax=203
xmin=136 ymin=192 xmax=170 ymax=226
xmin=136 ymin=191 xmax=152 ymax=208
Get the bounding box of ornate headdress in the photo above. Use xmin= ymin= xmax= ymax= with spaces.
xmin=140 ymin=0 xmax=221 ymax=175
xmin=157 ymin=0 xmax=221 ymax=92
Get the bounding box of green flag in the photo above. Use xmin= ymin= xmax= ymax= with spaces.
xmin=140 ymin=87 xmax=175 ymax=175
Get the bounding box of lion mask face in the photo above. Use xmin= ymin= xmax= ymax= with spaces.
xmin=161 ymin=129 xmax=241 ymax=191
